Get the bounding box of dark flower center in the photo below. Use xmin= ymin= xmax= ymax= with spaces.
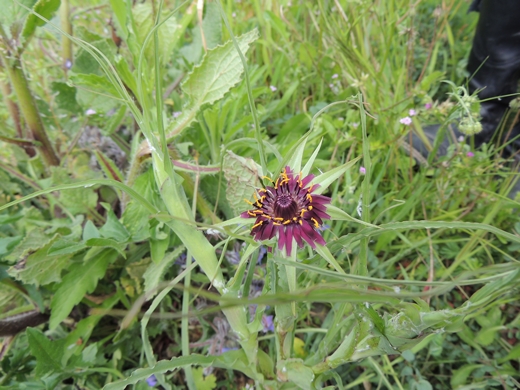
xmin=273 ymin=194 xmax=298 ymax=221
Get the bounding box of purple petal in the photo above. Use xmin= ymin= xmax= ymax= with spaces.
xmin=311 ymin=194 xmax=331 ymax=205
xmin=285 ymin=225 xmax=293 ymax=256
xmin=278 ymin=226 xmax=287 ymax=251
xmin=241 ymin=211 xmax=251 ymax=218
xmin=312 ymin=208 xmax=330 ymax=220
xmin=299 ymin=221 xmax=316 ymax=248
xmin=293 ymin=225 xmax=304 ymax=248
xmin=262 ymin=222 xmax=275 ymax=240
xmin=301 ymin=174 xmax=315 ymax=188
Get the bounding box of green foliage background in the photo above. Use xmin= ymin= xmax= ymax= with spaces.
xmin=0 ymin=0 xmax=519 ymax=389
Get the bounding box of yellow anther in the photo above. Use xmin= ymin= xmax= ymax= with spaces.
xmin=311 ymin=218 xmax=320 ymax=228
xmin=244 ymin=198 xmax=254 ymax=205
xmin=252 ymin=221 xmax=263 ymax=229
xmin=253 ymin=210 xmax=264 ymax=214
xmin=299 ymin=220 xmax=303 ymax=225
xmin=275 ymin=178 xmax=280 ymax=188
xmin=293 ymin=217 xmax=297 ymax=221
xmin=273 ymin=221 xmax=281 ymax=226
xmin=247 ymin=211 xmax=256 ymax=217
xmin=274 ymin=217 xmax=284 ymax=221
xmin=253 ymin=192 xmax=259 ymax=201
xmin=306 ymin=193 xmax=313 ymax=202
xmin=308 ymin=205 xmax=313 ymax=210
xmin=258 ymin=188 xmax=267 ymax=193
xmin=300 ymin=209 xmax=307 ymax=217
xmin=263 ymin=176 xmax=274 ymax=183
xmin=283 ymin=220 xmax=291 ymax=225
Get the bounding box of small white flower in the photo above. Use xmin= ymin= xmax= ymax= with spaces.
xmin=85 ymin=109 xmax=96 ymax=116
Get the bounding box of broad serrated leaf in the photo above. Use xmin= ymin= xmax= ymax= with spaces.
xmin=5 ymin=229 xmax=56 ymax=263
xmin=49 ymin=248 xmax=118 ymax=329
xmin=182 ymin=29 xmax=259 ymax=107
xmin=9 ymin=238 xmax=71 ymax=286
xmin=132 ymin=2 xmax=177 ymax=65
xmin=99 ymin=209 xmax=130 ymax=242
xmin=193 ymin=367 xmax=217 ymax=390
xmin=0 ymin=0 xmax=35 ymax=39
xmin=26 ymin=327 xmax=66 ymax=378
xmin=121 ymin=168 xmax=156 ymax=241
xmin=21 ymin=0 xmax=60 ymax=43
xmin=51 ymin=81 xmax=80 ymax=113
xmin=180 ymin=2 xmax=222 ymax=64
xmin=223 ymin=151 xmax=261 ymax=215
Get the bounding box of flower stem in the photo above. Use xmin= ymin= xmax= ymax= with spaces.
xmin=0 ymin=49 xmax=60 ymax=167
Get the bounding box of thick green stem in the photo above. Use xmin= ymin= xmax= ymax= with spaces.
xmin=60 ymin=0 xmax=73 ymax=69
xmin=0 ymin=51 xmax=60 ymax=167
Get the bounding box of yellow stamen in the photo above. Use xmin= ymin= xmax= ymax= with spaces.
xmin=252 ymin=221 xmax=263 ymax=229
xmin=247 ymin=211 xmax=256 ymax=217
xmin=273 ymin=221 xmax=281 ymax=226
xmin=299 ymin=220 xmax=303 ymax=225
xmin=308 ymin=184 xmax=314 ymax=193
xmin=300 ymin=209 xmax=307 ymax=217
xmin=283 ymin=220 xmax=291 ymax=225
xmin=262 ymin=176 xmax=274 ymax=183
xmin=307 ymin=193 xmax=313 ymax=202
xmin=311 ymin=218 xmax=320 ymax=228
xmin=274 ymin=217 xmax=284 ymax=221
xmin=254 ymin=210 xmax=264 ymax=214
xmin=244 ymin=199 xmax=254 ymax=205
xmin=308 ymin=205 xmax=313 ymax=210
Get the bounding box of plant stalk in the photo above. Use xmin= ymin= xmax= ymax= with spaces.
xmin=0 ymin=50 xmax=60 ymax=167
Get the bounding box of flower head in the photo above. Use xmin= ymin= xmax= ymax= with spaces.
xmin=408 ymin=109 xmax=416 ymax=116
xmin=400 ymin=116 xmax=412 ymax=125
xmin=241 ymin=166 xmax=331 ymax=255
xmin=262 ymin=315 xmax=275 ymax=333
xmin=466 ymin=151 xmax=474 ymax=158
xmin=359 ymin=166 xmax=366 ymax=175
xmin=269 ymin=85 xmax=277 ymax=92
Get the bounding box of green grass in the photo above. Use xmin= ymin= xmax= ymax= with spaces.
xmin=0 ymin=0 xmax=519 ymax=389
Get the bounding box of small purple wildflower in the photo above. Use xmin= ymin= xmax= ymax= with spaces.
xmin=221 ymin=346 xmax=239 ymax=353
xmin=409 ymin=109 xmax=416 ymax=116
xmin=332 ymin=73 xmax=339 ymax=79
xmin=262 ymin=315 xmax=275 ymax=333
xmin=359 ymin=166 xmax=366 ymax=175
xmin=352 ymin=122 xmax=359 ymax=129
xmin=241 ymin=166 xmax=331 ymax=256
xmin=269 ymin=85 xmax=277 ymax=92
xmin=257 ymin=245 xmax=267 ymax=264
xmin=400 ymin=116 xmax=412 ymax=125
xmin=329 ymin=83 xmax=335 ymax=89
xmin=85 ymin=109 xmax=96 ymax=116
xmin=466 ymin=151 xmax=475 ymax=158
xmin=424 ymin=103 xmax=433 ymax=110
xmin=173 ymin=111 xmax=182 ymax=118
xmin=146 ymin=375 xmax=158 ymax=387
xmin=64 ymin=59 xmax=72 ymax=69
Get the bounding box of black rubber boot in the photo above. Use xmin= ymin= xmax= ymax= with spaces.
xmin=409 ymin=0 xmax=520 ymax=160
xmin=466 ymin=0 xmax=520 ymax=152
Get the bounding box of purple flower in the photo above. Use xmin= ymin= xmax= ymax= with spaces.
xmin=359 ymin=166 xmax=366 ymax=175
xmin=466 ymin=151 xmax=474 ymax=158
xmin=409 ymin=109 xmax=416 ymax=116
xmin=222 ymin=346 xmax=238 ymax=353
xmin=424 ymin=103 xmax=432 ymax=109
xmin=241 ymin=166 xmax=331 ymax=256
xmin=262 ymin=315 xmax=275 ymax=333
xmin=85 ymin=109 xmax=96 ymax=116
xmin=146 ymin=375 xmax=157 ymax=387
xmin=173 ymin=111 xmax=182 ymax=118
xmin=332 ymin=73 xmax=339 ymax=79
xmin=400 ymin=116 xmax=412 ymax=125
xmin=269 ymin=85 xmax=277 ymax=92
xmin=352 ymin=122 xmax=359 ymax=129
